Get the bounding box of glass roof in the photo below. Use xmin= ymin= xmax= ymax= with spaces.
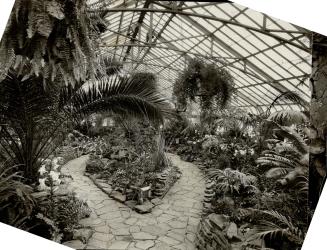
xmin=89 ymin=0 xmax=312 ymax=113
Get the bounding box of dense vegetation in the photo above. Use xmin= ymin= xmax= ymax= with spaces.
xmin=0 ymin=0 xmax=172 ymax=244
xmin=0 ymin=1 xmax=319 ymax=249
xmin=164 ymin=107 xmax=309 ymax=249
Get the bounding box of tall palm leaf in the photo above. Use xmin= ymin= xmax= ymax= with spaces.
xmin=268 ymin=110 xmax=309 ymax=127
xmin=253 ymin=210 xmax=304 ymax=247
xmin=265 ymin=91 xmax=308 ymax=116
xmin=60 ymin=74 xmax=173 ymax=123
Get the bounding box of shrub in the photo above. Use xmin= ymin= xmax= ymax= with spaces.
xmin=38 ymin=194 xmax=91 ymax=241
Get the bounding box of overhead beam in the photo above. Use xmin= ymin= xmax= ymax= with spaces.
xmin=179 ymin=15 xmax=294 ymax=94
xmin=122 ymin=0 xmax=152 ymax=62
xmin=133 ymin=1 xmax=184 ymax=70
xmin=235 ymin=74 xmax=309 ymax=89
xmin=99 ymin=7 xmax=310 ymax=52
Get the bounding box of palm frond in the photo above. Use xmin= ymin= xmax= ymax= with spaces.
xmin=274 ymin=143 xmax=302 ymax=159
xmin=256 ymin=153 xmax=300 ymax=169
xmin=274 ymin=126 xmax=308 ymax=154
xmin=60 ymin=74 xmax=174 ymax=124
xmin=265 ymin=167 xmax=292 ymax=178
xmin=253 ymin=210 xmax=304 ymax=246
xmin=266 ymin=91 xmax=308 ymax=115
xmin=268 ymin=110 xmax=309 ymax=126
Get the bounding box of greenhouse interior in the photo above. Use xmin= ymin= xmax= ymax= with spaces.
xmin=0 ymin=1 xmax=323 ymax=250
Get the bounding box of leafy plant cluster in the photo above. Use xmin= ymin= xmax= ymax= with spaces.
xmin=173 ymin=58 xmax=235 ymax=113
xmin=0 ymin=163 xmax=35 ymax=229
xmin=37 ymin=194 xmax=91 ymax=242
xmin=168 ymin=108 xmax=309 ymax=249
xmin=85 ymin=121 xmax=171 ymax=194
xmin=0 ymin=0 xmax=176 ymax=244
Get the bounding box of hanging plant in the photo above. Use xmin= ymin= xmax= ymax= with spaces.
xmin=0 ymin=0 xmax=108 ymax=86
xmin=173 ymin=58 xmax=235 ymax=112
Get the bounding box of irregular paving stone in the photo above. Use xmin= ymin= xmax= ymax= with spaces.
xmin=173 ymin=244 xmax=187 ymax=250
xmin=135 ymin=201 xmax=154 ymax=214
xmin=141 ymin=225 xmax=168 ymax=236
xmin=129 ymin=225 xmax=140 ymax=233
xmin=73 ymin=228 xmax=93 ymax=243
xmin=152 ymin=209 xmax=164 ymax=216
xmin=135 ymin=240 xmax=155 ymax=249
xmin=121 ymin=211 xmax=131 ymax=218
xmin=61 ymin=154 xmax=205 ymax=250
xmin=62 ymin=240 xmax=85 ymax=249
xmin=116 ymin=235 xmax=134 ymax=241
xmin=125 ymin=217 xmax=138 ymax=225
xmin=79 ymin=217 xmax=103 ymax=226
xmin=92 ymin=232 xmax=114 ymax=242
xmin=170 ymin=228 xmax=186 ymax=235
xmin=110 ymin=191 xmax=127 ymax=202
xmin=166 ymin=231 xmax=185 ymax=242
xmin=94 ymin=225 xmax=110 ymax=233
xmin=168 ymin=220 xmax=187 ymax=229
xmin=87 ymin=238 xmax=107 ymax=249
xmin=132 ymin=232 xmax=157 ymax=240
xmin=99 ymin=211 xmax=121 ymax=220
xmin=149 ymin=242 xmax=171 ymax=250
xmin=157 ymin=236 xmax=181 ymax=246
xmin=186 ymin=232 xmax=196 ymax=242
xmin=113 ymin=228 xmax=130 ymax=236
xmin=108 ymin=222 xmax=129 ymax=229
xmin=108 ymin=240 xmax=131 ymax=249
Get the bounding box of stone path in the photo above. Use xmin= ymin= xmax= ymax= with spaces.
xmin=62 ymin=153 xmax=205 ymax=250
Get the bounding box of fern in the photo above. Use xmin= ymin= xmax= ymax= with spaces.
xmin=205 ymin=168 xmax=257 ymax=196
xmin=0 ymin=0 xmax=106 ymax=85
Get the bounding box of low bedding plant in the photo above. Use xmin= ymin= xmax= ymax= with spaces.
xmin=84 ymin=121 xmax=176 ymax=206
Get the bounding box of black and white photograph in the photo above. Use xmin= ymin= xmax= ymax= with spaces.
xmin=0 ymin=1 xmax=322 ymax=249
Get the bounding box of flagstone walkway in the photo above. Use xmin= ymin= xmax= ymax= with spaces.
xmin=62 ymin=153 xmax=205 ymax=250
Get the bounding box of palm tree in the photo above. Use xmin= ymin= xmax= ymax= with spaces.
xmin=0 ymin=66 xmax=173 ymax=184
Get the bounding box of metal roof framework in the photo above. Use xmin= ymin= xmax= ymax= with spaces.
xmin=89 ymin=0 xmax=312 ymax=114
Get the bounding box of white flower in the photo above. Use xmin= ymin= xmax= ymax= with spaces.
xmin=37 ymin=178 xmax=49 ymax=191
xmin=39 ymin=165 xmax=47 ymax=176
xmin=239 ymin=150 xmax=246 ymax=155
xmin=49 ymin=171 xmax=61 ymax=186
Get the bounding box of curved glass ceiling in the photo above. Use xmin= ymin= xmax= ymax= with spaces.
xmin=89 ymin=0 xmax=312 ymax=113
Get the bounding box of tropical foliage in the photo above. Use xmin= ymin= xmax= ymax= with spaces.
xmin=0 ymin=67 xmax=172 ymax=184
xmin=0 ymin=0 xmax=109 ymax=85
xmin=167 ymin=106 xmax=309 ymax=249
